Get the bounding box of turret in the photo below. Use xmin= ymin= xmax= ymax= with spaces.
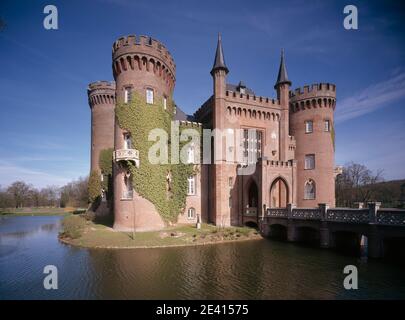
xmin=210 ymin=34 xmax=232 ymax=227
xmin=289 ymin=83 xmax=337 ymax=207
xmin=87 ymin=81 xmax=116 ymax=173
xmin=274 ymin=49 xmax=292 ymax=161
xmin=112 ymin=35 xmax=175 ymax=231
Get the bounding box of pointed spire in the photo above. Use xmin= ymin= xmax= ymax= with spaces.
xmin=274 ymin=49 xmax=291 ymax=89
xmin=210 ymin=33 xmax=229 ymax=76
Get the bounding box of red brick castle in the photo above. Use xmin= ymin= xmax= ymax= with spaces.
xmin=87 ymin=34 xmax=338 ymax=231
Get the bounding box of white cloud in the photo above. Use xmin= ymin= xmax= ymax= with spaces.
xmin=0 ymin=160 xmax=71 ymax=188
xmin=336 ymin=72 xmax=405 ymax=123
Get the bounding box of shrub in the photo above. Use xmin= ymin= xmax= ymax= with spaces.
xmin=60 ymin=215 xmax=87 ymax=239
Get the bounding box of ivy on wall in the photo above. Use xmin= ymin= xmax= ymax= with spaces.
xmin=99 ymin=148 xmax=113 ymax=194
xmin=115 ymin=92 xmax=200 ymax=222
xmin=88 ymin=170 xmax=101 ymax=203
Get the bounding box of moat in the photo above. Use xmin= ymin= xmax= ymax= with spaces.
xmin=1 ymin=216 xmax=405 ymax=299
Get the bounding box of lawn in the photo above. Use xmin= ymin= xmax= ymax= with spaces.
xmin=59 ymin=214 xmax=262 ymax=249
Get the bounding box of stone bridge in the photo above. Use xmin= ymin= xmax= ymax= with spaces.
xmin=259 ymin=203 xmax=405 ymax=258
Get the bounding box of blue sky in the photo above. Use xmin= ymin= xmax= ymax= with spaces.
xmin=0 ymin=0 xmax=405 ymax=188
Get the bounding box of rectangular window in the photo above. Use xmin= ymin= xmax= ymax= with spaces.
xmin=146 ymin=88 xmax=154 ymax=104
xmin=187 ymin=175 xmax=196 ymax=195
xmin=187 ymin=144 xmax=195 ymax=164
xmin=163 ymin=97 xmax=167 ymax=110
xmin=304 ymin=154 xmax=315 ymax=170
xmin=242 ymin=129 xmax=263 ymax=164
xmin=305 ymin=120 xmax=313 ymax=133
xmin=124 ymin=87 xmax=132 ymax=103
xmin=228 ymin=177 xmax=233 ymax=187
xmin=124 ymin=133 xmax=132 ymax=150
xmin=187 ymin=208 xmax=195 ymax=219
xmin=324 ymin=120 xmax=330 ymax=132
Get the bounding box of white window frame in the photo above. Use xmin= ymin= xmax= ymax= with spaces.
xmin=242 ymin=129 xmax=263 ymax=164
xmin=163 ymin=96 xmax=167 ymax=110
xmin=187 ymin=207 xmax=196 ymax=220
xmin=146 ymin=88 xmax=154 ymax=104
xmin=324 ymin=120 xmax=330 ymax=132
xmin=124 ymin=133 xmax=132 ymax=150
xmin=124 ymin=87 xmax=132 ymax=103
xmin=187 ymin=144 xmax=195 ymax=164
xmin=304 ymin=154 xmax=315 ymax=170
xmin=187 ymin=175 xmax=196 ymax=195
xmin=304 ymin=180 xmax=316 ymax=200
xmin=305 ymin=120 xmax=313 ymax=133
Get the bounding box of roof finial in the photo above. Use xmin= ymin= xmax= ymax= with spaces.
xmin=210 ymin=33 xmax=229 ymax=76
xmin=274 ymin=48 xmax=291 ymax=88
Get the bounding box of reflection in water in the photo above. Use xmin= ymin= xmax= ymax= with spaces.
xmin=0 ymin=216 xmax=405 ymax=299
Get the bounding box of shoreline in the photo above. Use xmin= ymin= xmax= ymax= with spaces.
xmin=59 ymin=214 xmax=262 ymax=250
xmin=59 ymin=234 xmax=263 ymax=250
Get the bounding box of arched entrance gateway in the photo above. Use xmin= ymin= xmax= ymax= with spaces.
xmin=270 ymin=177 xmax=289 ymax=208
xmin=244 ymin=180 xmax=259 ymax=218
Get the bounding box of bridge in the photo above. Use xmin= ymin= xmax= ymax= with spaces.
xmin=259 ymin=203 xmax=405 ymax=258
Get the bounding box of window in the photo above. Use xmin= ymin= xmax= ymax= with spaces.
xmin=187 ymin=175 xmax=196 ymax=195
xmin=228 ymin=177 xmax=233 ymax=187
xmin=123 ymin=173 xmax=133 ymax=199
xmin=229 ymin=196 xmax=232 ymax=208
xmin=124 ymin=133 xmax=132 ymax=149
xmin=100 ymin=174 xmax=104 ymax=182
xmin=146 ymin=88 xmax=154 ymax=104
xmin=187 ymin=207 xmax=196 ymax=220
xmin=304 ymin=154 xmax=315 ymax=170
xmin=124 ymin=87 xmax=132 ymax=103
xmin=304 ymin=179 xmax=316 ymax=200
xmin=242 ymin=129 xmax=263 ymax=164
xmin=305 ymin=120 xmax=313 ymax=133
xmin=187 ymin=144 xmax=195 ymax=164
xmin=163 ymin=96 xmax=167 ymax=110
xmin=324 ymin=120 xmax=330 ymax=132
xmin=240 ymin=87 xmax=246 ymax=95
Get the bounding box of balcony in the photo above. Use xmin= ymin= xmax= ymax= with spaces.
xmin=114 ymin=149 xmax=140 ymax=167
xmin=244 ymin=207 xmax=257 ymax=216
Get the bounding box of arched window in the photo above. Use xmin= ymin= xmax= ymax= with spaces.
xmin=304 ymin=179 xmax=316 ymax=200
xmin=187 ymin=175 xmax=196 ymax=195
xmin=187 ymin=207 xmax=196 ymax=220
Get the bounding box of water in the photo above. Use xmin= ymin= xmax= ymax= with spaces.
xmin=0 ymin=216 xmax=404 ymax=299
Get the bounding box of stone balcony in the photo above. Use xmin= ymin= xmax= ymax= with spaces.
xmin=114 ymin=149 xmax=140 ymax=167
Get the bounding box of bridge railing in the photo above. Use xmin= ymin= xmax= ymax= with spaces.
xmin=264 ymin=203 xmax=405 ymax=226
xmin=326 ymin=208 xmax=370 ymax=224
xmin=291 ymin=208 xmax=322 ymax=220
xmin=376 ymin=209 xmax=405 ymax=226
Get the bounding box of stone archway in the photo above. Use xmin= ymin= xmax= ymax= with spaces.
xmin=270 ymin=177 xmax=289 ymax=208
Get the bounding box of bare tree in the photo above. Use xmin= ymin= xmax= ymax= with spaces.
xmin=7 ymin=181 xmax=33 ymax=208
xmin=336 ymin=162 xmax=384 ymax=207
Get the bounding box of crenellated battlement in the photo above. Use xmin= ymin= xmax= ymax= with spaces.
xmin=87 ymin=81 xmax=116 ymax=108
xmin=225 ymin=90 xmax=280 ymax=109
xmin=289 ymin=83 xmax=336 ymax=101
xmin=289 ymin=83 xmax=336 ymax=113
xmin=112 ymin=35 xmax=176 ymax=90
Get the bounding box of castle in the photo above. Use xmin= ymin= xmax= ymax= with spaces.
xmin=87 ymin=34 xmax=337 ymax=231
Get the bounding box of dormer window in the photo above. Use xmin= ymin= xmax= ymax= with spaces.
xmin=240 ymin=87 xmax=246 ymax=95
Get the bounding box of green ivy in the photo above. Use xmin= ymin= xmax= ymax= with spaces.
xmin=115 ymin=92 xmax=200 ymax=222
xmin=99 ymin=148 xmax=113 ymax=193
xmin=88 ymin=170 xmax=101 ymax=203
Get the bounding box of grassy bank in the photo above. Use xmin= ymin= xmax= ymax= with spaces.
xmin=0 ymin=207 xmax=86 ymax=216
xmin=59 ymin=214 xmax=262 ymax=249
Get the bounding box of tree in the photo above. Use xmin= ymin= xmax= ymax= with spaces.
xmin=336 ymin=162 xmax=384 ymax=207
xmin=7 ymin=181 xmax=33 ymax=208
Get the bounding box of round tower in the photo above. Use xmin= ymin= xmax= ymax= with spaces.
xmin=289 ymin=83 xmax=336 ymax=207
xmin=87 ymin=81 xmax=116 ymax=173
xmin=112 ymin=35 xmax=176 ymax=231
